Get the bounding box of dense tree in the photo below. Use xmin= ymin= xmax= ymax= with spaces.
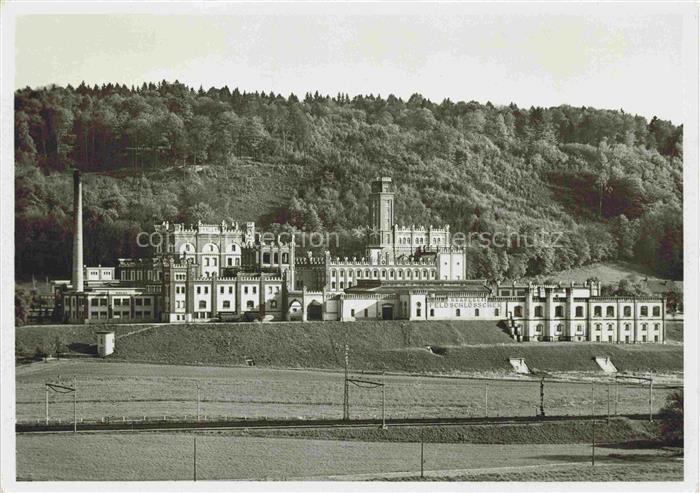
xmin=14 ymin=82 xmax=683 ymax=281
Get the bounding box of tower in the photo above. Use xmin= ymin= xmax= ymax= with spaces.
xmin=367 ymin=177 xmax=395 ymax=261
xmin=72 ymin=170 xmax=84 ymax=292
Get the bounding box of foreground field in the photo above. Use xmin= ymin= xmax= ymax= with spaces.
xmin=401 ymin=462 xmax=683 ymax=482
xmin=16 ymin=430 xmax=680 ymax=481
xmin=17 ymin=320 xmax=683 ymax=374
xmin=16 ymin=360 xmax=679 ymax=423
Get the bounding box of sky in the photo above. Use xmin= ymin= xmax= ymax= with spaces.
xmin=14 ymin=8 xmax=686 ymax=123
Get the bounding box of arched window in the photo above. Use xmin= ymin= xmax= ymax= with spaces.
xmin=640 ymin=306 xmax=648 ymax=317
xmin=534 ymin=306 xmax=543 ymax=317
xmin=381 ymin=270 xmax=386 ymax=279
xmin=555 ymin=306 xmax=564 ymax=317
xmin=623 ymin=306 xmax=631 ymax=317
xmin=606 ymin=306 xmax=615 ymax=317
xmin=456 ymin=309 xmax=461 ymax=317
xmin=475 ymin=308 xmax=480 ymax=317
xmin=373 ymin=269 xmax=378 ymax=279
xmin=594 ymin=306 xmax=602 ymax=317
xmin=389 ymin=270 xmax=395 ymax=279
xmin=282 ymin=253 xmax=289 ymax=264
xmin=330 ymin=269 xmax=336 ymax=278
xmin=356 ymin=269 xmax=362 ymax=278
xmin=652 ymin=306 xmax=660 ymax=317
xmin=575 ymin=306 xmax=583 ymax=317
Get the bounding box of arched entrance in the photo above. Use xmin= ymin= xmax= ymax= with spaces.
xmin=288 ymin=300 xmax=302 ymax=321
xmin=307 ymin=300 xmax=323 ymax=321
xmin=381 ymin=304 xmax=394 ymax=320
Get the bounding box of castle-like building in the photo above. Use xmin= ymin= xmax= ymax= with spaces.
xmin=58 ymin=174 xmax=666 ymax=344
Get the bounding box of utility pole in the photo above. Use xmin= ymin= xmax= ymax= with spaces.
xmin=343 ymin=344 xmax=349 ymax=421
xmin=615 ymin=379 xmax=619 ymax=416
xmin=381 ymin=372 xmax=386 ymax=430
xmin=45 ymin=385 xmax=49 ymax=425
xmin=539 ymin=377 xmax=545 ymax=417
xmin=649 ymin=372 xmax=654 ymax=423
xmin=196 ymin=383 xmax=201 ymax=422
xmin=591 ymin=420 xmax=596 ymax=466
xmin=607 ymin=383 xmax=611 ymax=423
xmin=591 ymin=383 xmax=595 ymax=416
xmin=420 ymin=429 xmax=425 ymax=479
xmin=484 ymin=383 xmax=488 ymax=417
xmin=193 ymin=435 xmax=197 ymax=481
xmin=73 ymin=377 xmax=77 ymax=433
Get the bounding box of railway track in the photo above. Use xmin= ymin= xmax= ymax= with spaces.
xmin=16 ymin=412 xmax=659 ymax=434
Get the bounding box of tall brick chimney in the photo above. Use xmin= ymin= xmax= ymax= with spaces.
xmin=72 ymin=170 xmax=84 ymax=292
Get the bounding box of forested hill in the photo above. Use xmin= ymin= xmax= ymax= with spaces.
xmin=15 ymin=81 xmax=683 ymax=281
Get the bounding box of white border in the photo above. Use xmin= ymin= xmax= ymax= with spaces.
xmin=1 ymin=2 xmax=698 ymax=493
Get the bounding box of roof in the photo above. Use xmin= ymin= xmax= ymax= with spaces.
xmin=345 ymin=279 xmax=491 ymax=295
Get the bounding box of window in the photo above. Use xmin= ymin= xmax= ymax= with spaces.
xmin=655 ymin=323 xmax=660 ymax=330
xmin=270 ymin=300 xmax=278 ymax=309
xmin=624 ymin=306 xmax=631 ymax=317
xmin=351 ymin=309 xmax=355 ymax=317
xmin=114 ymin=298 xmax=122 ymax=306
xmin=227 ymin=258 xmax=233 ymax=266
xmin=416 ymin=308 xmax=422 ymax=317
xmin=514 ymin=306 xmax=523 ymax=317
xmin=223 ymin=301 xmax=231 ymax=309
xmin=197 ymin=287 xmax=202 ymax=294
xmin=204 ymin=287 xmax=209 ymax=294
xmin=475 ymin=308 xmax=480 ymax=317
xmin=246 ymin=300 xmax=254 ymax=309
xmin=135 ymin=298 xmax=143 ymax=306
xmin=229 ymin=286 xmax=233 ymax=294
xmin=456 ymin=309 xmax=461 ymax=317
xmin=654 ymin=335 xmax=659 ymax=342
xmin=244 ymin=286 xmax=249 ymax=294
xmin=596 ymin=336 xmax=601 ymax=342
xmin=536 ymin=324 xmax=543 ymax=332
xmin=640 ymin=306 xmax=648 ymax=317
xmin=625 ymin=336 xmax=630 ymax=343
xmin=340 ymin=282 xmax=344 ymax=289
xmin=220 ymin=287 xmax=225 ymax=294
xmin=282 ymin=253 xmax=289 ymax=263
xmin=91 ymin=298 xmax=99 ymax=307
xmin=575 ymin=306 xmax=583 ymax=317
xmin=625 ymin=323 xmax=631 ymax=331
xmin=100 ymin=298 xmax=108 ymax=306
xmin=556 ymin=324 xmax=563 ymax=333
xmin=144 ymin=298 xmax=151 ymax=306
xmin=605 ymin=306 xmax=614 ymax=317
xmin=495 ymin=308 xmax=500 ymax=317
xmin=331 ymin=282 xmax=336 ymax=289
xmin=577 ymin=325 xmax=583 ymax=333
xmin=364 ymin=309 xmax=368 ymax=317
xmin=430 ymin=309 xmax=435 ymax=317
xmin=594 ymin=306 xmax=602 ymax=317
xmin=534 ymin=306 xmax=543 ymax=317
xmin=652 ymin=306 xmax=660 ymax=317
xmin=596 ymin=323 xmax=601 ymax=331
xmin=252 ymin=287 xmax=257 ymax=294
xmin=273 ymin=253 xmax=279 ymax=264
xmin=263 ymin=252 xmax=271 ymax=263
xmin=198 ymin=300 xmax=206 ymax=309
xmin=642 ymin=335 xmax=646 ymax=342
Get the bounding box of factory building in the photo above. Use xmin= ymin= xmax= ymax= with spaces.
xmin=56 ymin=173 xmax=665 ymax=343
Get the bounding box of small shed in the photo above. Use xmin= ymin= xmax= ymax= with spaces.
xmin=96 ymin=330 xmax=115 ymax=357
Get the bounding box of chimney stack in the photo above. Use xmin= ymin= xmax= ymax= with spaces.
xmin=72 ymin=170 xmax=84 ymax=292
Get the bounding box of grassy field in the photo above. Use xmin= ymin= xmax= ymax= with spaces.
xmin=16 ymin=360 xmax=680 ymax=423
xmin=17 ymin=320 xmax=683 ymax=374
xmin=15 ymin=431 xmax=679 ymax=481
xmin=400 ymin=462 xmax=683 ymax=482
xmin=525 ymin=261 xmax=681 ymax=297
xmin=241 ymin=418 xmax=660 ymax=444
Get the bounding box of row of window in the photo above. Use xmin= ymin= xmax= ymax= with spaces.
xmin=261 ymin=252 xmax=290 ymax=264
xmin=330 ymin=268 xmax=437 ymax=282
xmin=192 ymin=299 xmax=279 ymax=310
xmin=535 ymin=322 xmax=660 ymax=332
xmin=515 ymin=304 xmax=660 ymax=318
xmin=397 ymin=236 xmax=440 ymax=245
xmin=90 ymin=297 xmax=151 ymax=307
xmin=89 ymin=310 xmax=151 ymax=319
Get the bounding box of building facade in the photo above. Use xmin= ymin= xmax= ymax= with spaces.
xmin=58 ymin=175 xmax=666 ymax=343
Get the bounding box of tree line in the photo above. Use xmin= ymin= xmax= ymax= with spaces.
xmin=15 ymin=81 xmax=683 ymax=281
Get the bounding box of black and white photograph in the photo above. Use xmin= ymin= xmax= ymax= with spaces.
xmin=1 ymin=2 xmax=698 ymax=491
